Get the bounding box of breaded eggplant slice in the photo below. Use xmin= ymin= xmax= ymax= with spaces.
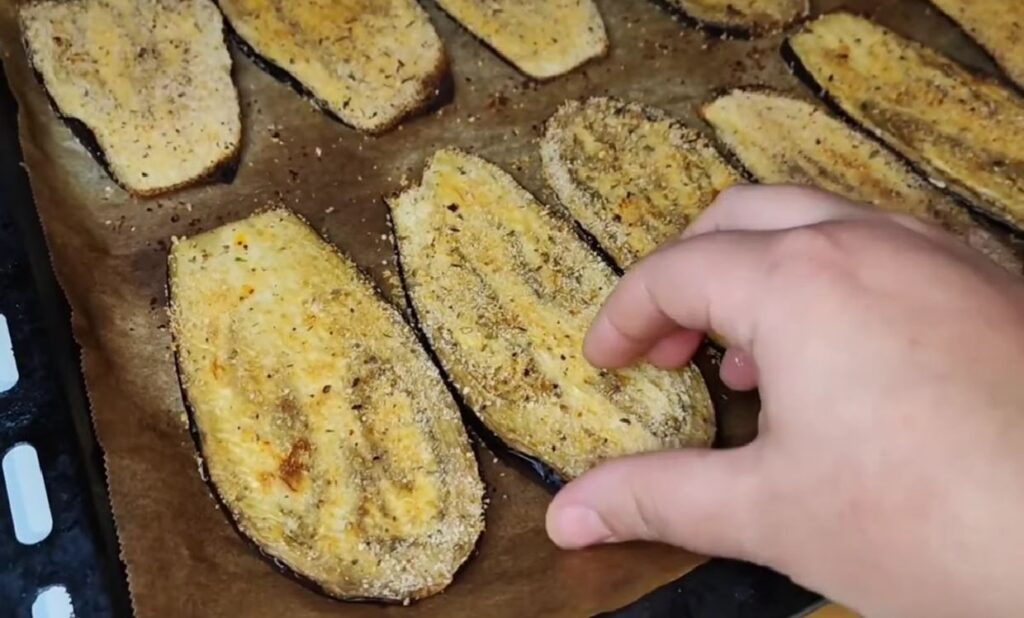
xmin=20 ymin=0 xmax=241 ymax=196
xmin=435 ymin=0 xmax=607 ymax=79
xmin=703 ymin=89 xmax=1022 ymax=272
xmin=389 ymin=149 xmax=714 ymax=481
xmin=168 ymin=209 xmax=484 ymax=602
xmin=541 ymin=97 xmax=742 ymax=269
xmin=218 ymin=0 xmax=447 ymax=133
xmin=788 ymin=13 xmax=1024 ymax=233
xmin=664 ymin=0 xmax=808 ymax=32
xmin=929 ymin=0 xmax=1024 ymax=90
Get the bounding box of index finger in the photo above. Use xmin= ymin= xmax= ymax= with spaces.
xmin=682 ymin=184 xmax=882 ymax=240
xmin=584 ymin=230 xmax=774 ymax=368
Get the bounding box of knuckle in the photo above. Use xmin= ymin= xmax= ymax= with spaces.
xmin=771 ymin=226 xmax=845 ymax=271
xmin=765 ymin=226 xmax=862 ymax=298
xmin=607 ymin=312 xmax=646 ymax=344
xmin=631 ymin=488 xmax=667 ymax=541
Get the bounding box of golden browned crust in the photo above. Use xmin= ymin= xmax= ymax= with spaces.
xmin=665 ymin=0 xmax=809 ymax=32
xmin=929 ymin=0 xmax=1024 ymax=90
xmin=541 ymin=97 xmax=742 ymax=268
xmin=389 ymin=149 xmax=715 ymax=481
xmin=788 ymin=12 xmax=1024 ymax=233
xmin=168 ymin=209 xmax=484 ymax=602
xmin=367 ymin=52 xmax=449 ymax=136
xmin=435 ymin=0 xmax=608 ymax=80
xmin=703 ymin=88 xmax=1022 ymax=272
xmin=218 ymin=0 xmax=449 ymax=134
xmin=20 ymin=0 xmax=242 ymax=196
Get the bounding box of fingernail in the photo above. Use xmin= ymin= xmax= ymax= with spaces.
xmin=549 ymin=506 xmax=614 ymax=549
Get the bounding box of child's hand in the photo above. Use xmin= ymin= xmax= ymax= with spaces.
xmin=547 ymin=185 xmax=1024 ymax=618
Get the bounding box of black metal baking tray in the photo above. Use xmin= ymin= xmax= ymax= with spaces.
xmin=0 ymin=65 xmax=821 ymax=618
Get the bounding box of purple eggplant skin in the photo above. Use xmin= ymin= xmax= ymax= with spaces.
xmin=383 ymin=206 xmax=569 ymax=491
xmin=166 ymin=278 xmax=414 ymax=605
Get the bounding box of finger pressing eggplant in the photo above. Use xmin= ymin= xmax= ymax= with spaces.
xmin=389 ymin=149 xmax=715 ymax=482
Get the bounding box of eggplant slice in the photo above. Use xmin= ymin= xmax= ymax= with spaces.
xmin=168 ymin=209 xmax=484 ymax=602
xmin=787 ymin=13 xmax=1024 ymax=234
xmin=540 ymin=97 xmax=742 ymax=269
xmin=388 ymin=149 xmax=715 ymax=481
xmin=929 ymin=0 xmax=1024 ymax=90
xmin=217 ymin=0 xmax=447 ymax=133
xmin=20 ymin=0 xmax=241 ymax=196
xmin=435 ymin=0 xmax=607 ymax=80
xmin=663 ymin=0 xmax=808 ymax=32
xmin=703 ymin=88 xmax=1022 ymax=272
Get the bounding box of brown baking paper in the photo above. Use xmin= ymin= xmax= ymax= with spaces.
xmin=0 ymin=0 xmax=1003 ymax=615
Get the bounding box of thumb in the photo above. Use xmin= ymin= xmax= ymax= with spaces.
xmin=546 ymin=446 xmax=765 ymax=561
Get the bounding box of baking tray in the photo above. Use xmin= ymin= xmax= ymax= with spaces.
xmin=4 ymin=0 xmax=1007 ymax=615
xmin=0 ymin=67 xmax=821 ymax=618
xmin=0 ymin=71 xmax=131 ymax=615
xmin=0 ymin=67 xmax=822 ymax=618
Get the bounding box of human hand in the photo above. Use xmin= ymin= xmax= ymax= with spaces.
xmin=546 ymin=185 xmax=1024 ymax=617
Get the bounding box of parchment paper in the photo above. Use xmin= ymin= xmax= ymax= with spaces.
xmin=0 ymin=0 xmax=1005 ymax=615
